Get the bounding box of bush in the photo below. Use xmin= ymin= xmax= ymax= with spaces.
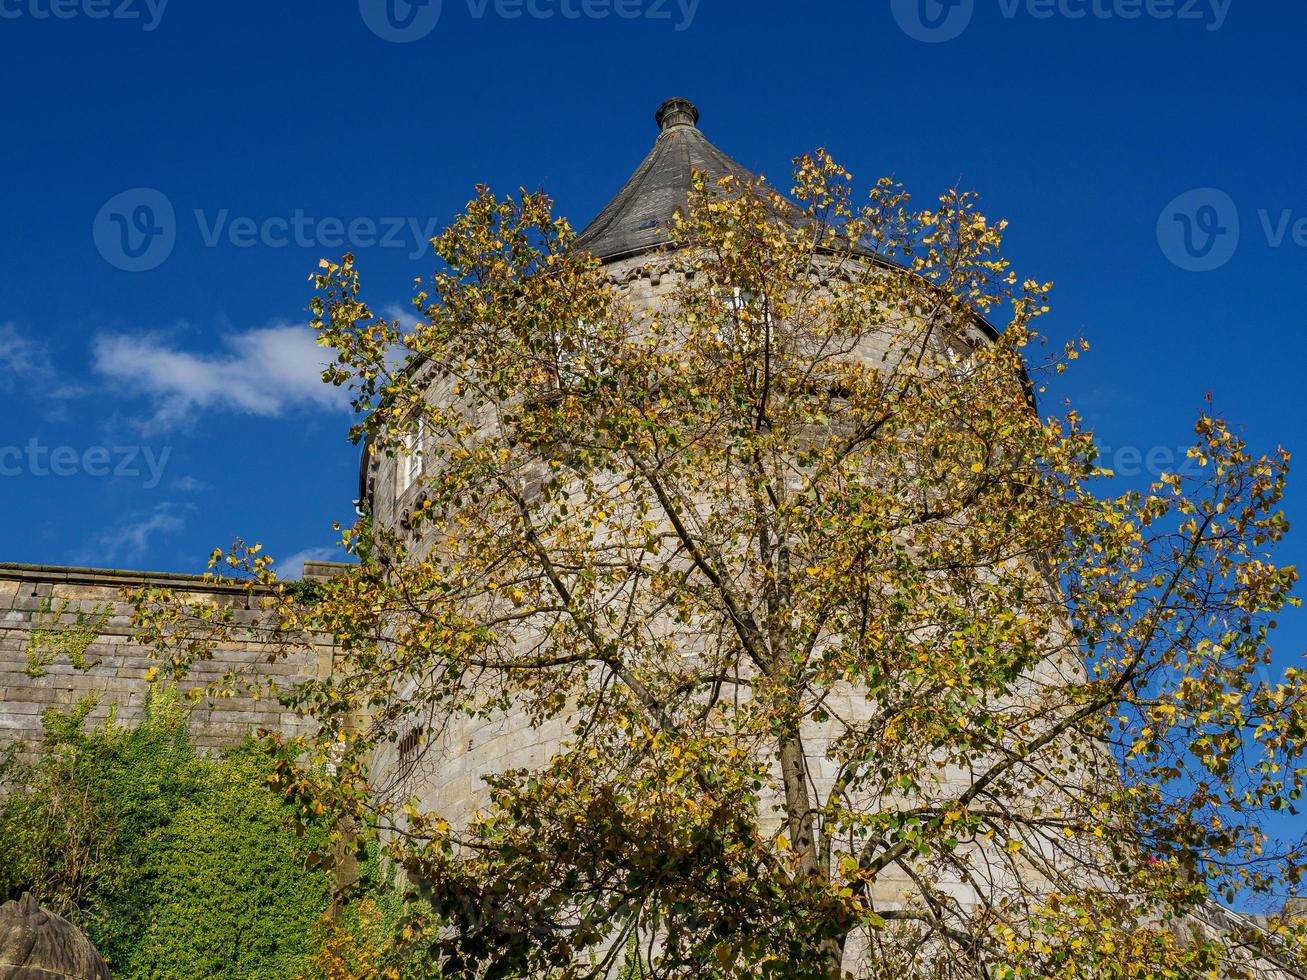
xmin=0 ymin=687 xmax=333 ymax=979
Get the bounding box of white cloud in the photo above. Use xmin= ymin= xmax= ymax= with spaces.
xmin=92 ymin=503 xmax=189 ymax=565
xmin=382 ymin=303 xmax=423 ymax=336
xmin=91 ymin=322 xmax=349 ymax=432
xmin=170 ymin=475 xmax=208 ymax=493
xmin=0 ymin=323 xmax=45 ymax=383
xmin=0 ymin=322 xmax=87 ymax=405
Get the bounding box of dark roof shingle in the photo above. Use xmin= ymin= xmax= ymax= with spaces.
xmin=573 ymin=98 xmax=771 ymax=262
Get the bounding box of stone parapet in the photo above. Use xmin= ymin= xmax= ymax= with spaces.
xmin=0 ymin=562 xmax=326 ymax=758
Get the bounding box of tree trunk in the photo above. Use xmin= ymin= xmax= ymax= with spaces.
xmin=778 ymin=731 xmax=818 ymax=875
xmin=778 ymin=728 xmax=847 ymax=976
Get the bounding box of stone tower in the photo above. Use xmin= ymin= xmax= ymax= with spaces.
xmin=355 ymin=100 xmax=1303 ymax=976
xmin=361 ymin=95 xmax=999 ymax=528
xmin=358 ymin=96 xmax=998 ymax=848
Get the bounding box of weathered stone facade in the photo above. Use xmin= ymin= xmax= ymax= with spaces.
xmin=364 ymin=252 xmax=983 ymax=840
xmin=354 ymin=133 xmax=1078 ymax=953
xmin=0 ymin=562 xmax=329 ymax=758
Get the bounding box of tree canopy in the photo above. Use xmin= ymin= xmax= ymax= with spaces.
xmin=134 ymin=152 xmax=1307 ymax=979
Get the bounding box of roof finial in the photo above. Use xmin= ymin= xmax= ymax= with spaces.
xmin=655 ymin=97 xmax=699 ymax=132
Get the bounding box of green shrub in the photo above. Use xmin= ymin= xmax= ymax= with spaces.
xmin=0 ymin=686 xmax=332 ymax=979
xmin=122 ymin=743 xmax=331 ymax=978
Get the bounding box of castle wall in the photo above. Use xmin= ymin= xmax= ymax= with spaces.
xmin=0 ymin=562 xmax=328 ymax=758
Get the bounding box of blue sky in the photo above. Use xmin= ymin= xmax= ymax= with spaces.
xmin=1 ymin=0 xmax=1303 ymax=851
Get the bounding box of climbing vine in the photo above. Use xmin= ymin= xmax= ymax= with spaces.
xmin=23 ymin=598 xmax=111 ymax=677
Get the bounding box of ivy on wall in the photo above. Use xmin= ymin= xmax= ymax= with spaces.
xmin=23 ymin=598 xmax=111 ymax=677
xmin=0 ymin=686 xmax=333 ymax=979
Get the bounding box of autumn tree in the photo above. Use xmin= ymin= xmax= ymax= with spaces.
xmin=134 ymin=154 xmax=1307 ymax=979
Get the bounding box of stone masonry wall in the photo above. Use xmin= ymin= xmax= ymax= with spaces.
xmin=0 ymin=562 xmax=329 ymax=758
xmin=345 ymin=248 xmax=1302 ymax=972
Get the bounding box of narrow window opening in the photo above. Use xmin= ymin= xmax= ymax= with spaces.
xmin=399 ymin=417 xmax=425 ymax=494
xmin=557 ymin=319 xmax=609 ymax=382
xmin=397 ymin=725 xmax=424 ymax=779
xmin=711 ymin=286 xmax=768 ymax=347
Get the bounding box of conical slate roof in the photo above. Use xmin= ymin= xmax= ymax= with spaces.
xmin=573 ymin=98 xmax=782 ymax=262
xmin=358 ymin=99 xmax=1006 ymax=507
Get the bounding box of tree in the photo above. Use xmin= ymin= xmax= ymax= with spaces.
xmin=134 ymin=154 xmax=1307 ymax=978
